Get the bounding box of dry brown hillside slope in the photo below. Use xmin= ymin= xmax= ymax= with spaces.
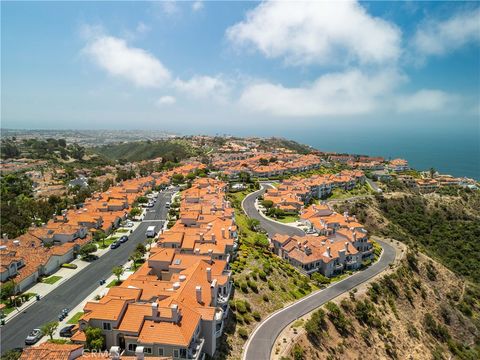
xmin=285 ymin=249 xmax=480 ymax=360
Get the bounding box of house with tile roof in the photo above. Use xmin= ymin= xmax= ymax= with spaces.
xmin=71 ymin=178 xmax=235 ymax=359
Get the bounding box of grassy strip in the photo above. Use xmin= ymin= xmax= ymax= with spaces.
xmin=42 ymin=275 xmax=62 ymax=285
xmin=107 ymin=279 xmax=123 ymax=288
xmin=67 ymin=312 xmax=84 ymax=324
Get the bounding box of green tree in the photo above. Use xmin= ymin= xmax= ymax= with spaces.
xmin=261 ymin=200 xmax=274 ymax=209
xmin=129 ymin=251 xmax=144 ymax=269
xmin=93 ymin=230 xmax=106 ymax=248
xmin=171 ymin=173 xmax=184 ymax=184
xmin=0 ymin=280 xmax=16 ymax=305
xmin=41 ymin=321 xmax=59 ymax=340
xmin=112 ymin=266 xmax=124 ymax=282
xmin=85 ymin=326 xmax=104 ymax=350
xmin=1 ymin=349 xmax=22 ymax=360
xmin=79 ymin=243 xmax=97 ymax=259
xmin=246 ymin=218 xmax=260 ymax=231
xmin=136 ymin=243 xmax=147 ymax=255
xmin=129 ymin=207 xmax=142 ymax=218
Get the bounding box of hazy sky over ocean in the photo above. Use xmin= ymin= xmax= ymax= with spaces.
xmin=2 ymin=1 xmax=479 ymax=177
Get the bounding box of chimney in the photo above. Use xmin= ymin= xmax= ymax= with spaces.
xmin=208 ymin=249 xmax=213 ymax=263
xmin=13 ymin=240 xmax=20 ymax=246
xmin=171 ymin=304 xmax=179 ymax=322
xmin=196 ymin=286 xmax=202 ymax=303
xmin=352 ymin=231 xmax=356 ymax=241
xmin=345 ymin=242 xmax=349 ymax=252
xmin=135 ymin=346 xmax=145 ymax=360
xmin=151 ymin=302 xmax=158 ymax=318
xmin=199 ymin=233 xmax=204 ymax=242
xmin=228 ymin=226 xmax=232 ymax=238
xmin=212 ymin=234 xmax=216 ymax=242
xmin=206 ymin=267 xmax=212 ymax=282
xmin=194 ymin=248 xmax=200 ymax=255
xmin=109 ymin=346 xmax=121 ymax=360
xmin=327 ymin=247 xmax=331 ymax=257
xmin=221 ymin=228 xmax=225 ymax=238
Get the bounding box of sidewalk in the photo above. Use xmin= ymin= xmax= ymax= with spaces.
xmin=3 ymin=220 xmax=144 ymax=324
xmin=39 ymin=250 xmax=149 ymax=344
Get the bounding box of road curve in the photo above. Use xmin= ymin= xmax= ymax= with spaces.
xmin=242 ymin=183 xmax=304 ymax=237
xmin=0 ymin=189 xmax=176 ymax=353
xmin=240 ymin=187 xmax=397 ymax=360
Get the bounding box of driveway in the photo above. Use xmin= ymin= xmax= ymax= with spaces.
xmin=0 ymin=188 xmax=176 ymax=354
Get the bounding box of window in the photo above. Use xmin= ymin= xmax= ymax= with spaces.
xmin=180 ymin=348 xmax=187 ymax=358
xmin=158 ymin=348 xmax=164 ymax=356
xmin=173 ymin=349 xmax=179 ymax=358
xmin=144 ymin=347 xmax=152 ymax=354
xmin=128 ymin=344 xmax=137 ymax=352
xmin=102 ymin=322 xmax=111 ymax=331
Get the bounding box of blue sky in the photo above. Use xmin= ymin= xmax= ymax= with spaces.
xmin=2 ymin=0 xmax=479 ymax=135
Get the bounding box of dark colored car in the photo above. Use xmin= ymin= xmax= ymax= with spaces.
xmin=119 ymin=235 xmax=129 ymax=243
xmin=59 ymin=325 xmax=76 ymax=338
xmin=110 ymin=241 xmax=120 ymax=249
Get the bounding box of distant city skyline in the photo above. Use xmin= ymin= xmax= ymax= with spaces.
xmin=2 ymin=1 xmax=479 ymax=133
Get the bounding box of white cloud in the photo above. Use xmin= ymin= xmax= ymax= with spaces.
xmin=83 ymin=33 xmax=171 ymax=88
xmin=192 ymin=1 xmax=203 ymax=12
xmin=396 ymin=90 xmax=456 ymax=113
xmin=240 ymin=69 xmax=405 ymax=116
xmin=161 ymin=0 xmax=180 ymax=16
xmin=174 ymin=75 xmax=230 ymax=99
xmin=226 ymin=0 xmax=401 ymax=66
xmin=413 ymin=8 xmax=480 ymax=57
xmin=136 ymin=22 xmax=150 ymax=35
xmin=156 ymin=95 xmax=176 ymax=106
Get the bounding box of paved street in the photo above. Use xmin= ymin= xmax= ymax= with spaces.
xmin=241 ymin=186 xmax=398 ymax=360
xmin=243 ymin=239 xmax=397 ymax=360
xmin=242 ymin=184 xmax=305 ymax=237
xmin=0 ymin=189 xmax=176 ymax=353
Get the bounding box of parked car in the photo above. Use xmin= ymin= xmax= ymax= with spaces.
xmin=59 ymin=325 xmax=76 ymax=338
xmin=125 ymin=221 xmax=134 ymax=227
xmin=147 ymin=202 xmax=154 ymax=208
xmin=119 ymin=235 xmax=129 ymax=243
xmin=165 ymin=202 xmax=171 ymax=208
xmin=25 ymin=329 xmax=42 ymax=345
xmin=110 ymin=241 xmax=121 ymax=249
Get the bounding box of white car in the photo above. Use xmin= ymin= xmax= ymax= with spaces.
xmin=125 ymin=221 xmax=134 ymax=227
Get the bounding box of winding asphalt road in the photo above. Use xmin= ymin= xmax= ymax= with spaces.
xmin=242 ymin=183 xmax=304 ymax=237
xmin=0 ymin=189 xmax=176 ymax=353
xmin=241 ymin=187 xmax=397 ymax=360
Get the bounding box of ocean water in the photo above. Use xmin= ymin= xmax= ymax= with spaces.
xmin=285 ymin=123 xmax=480 ymax=180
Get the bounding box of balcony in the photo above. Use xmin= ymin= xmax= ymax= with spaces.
xmin=217 ymin=280 xmax=233 ymax=305
xmin=215 ymin=320 xmax=224 ymax=338
xmin=187 ymin=338 xmax=205 ymax=360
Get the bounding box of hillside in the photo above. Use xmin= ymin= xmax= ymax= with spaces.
xmin=334 ymin=190 xmax=480 ymax=283
xmin=93 ymin=139 xmax=197 ymax=162
xmin=283 ymin=251 xmax=480 ymax=360
xmin=258 ymin=137 xmax=314 ymax=154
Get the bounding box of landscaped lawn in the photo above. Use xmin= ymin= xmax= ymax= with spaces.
xmin=67 ymin=312 xmax=84 ymax=324
xmin=116 ymin=228 xmax=129 ymax=233
xmin=275 ymin=215 xmax=299 ymax=224
xmin=106 ymin=279 xmax=123 ymax=288
xmin=98 ymin=236 xmax=119 ymax=249
xmin=42 ymin=275 xmax=62 ymax=285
